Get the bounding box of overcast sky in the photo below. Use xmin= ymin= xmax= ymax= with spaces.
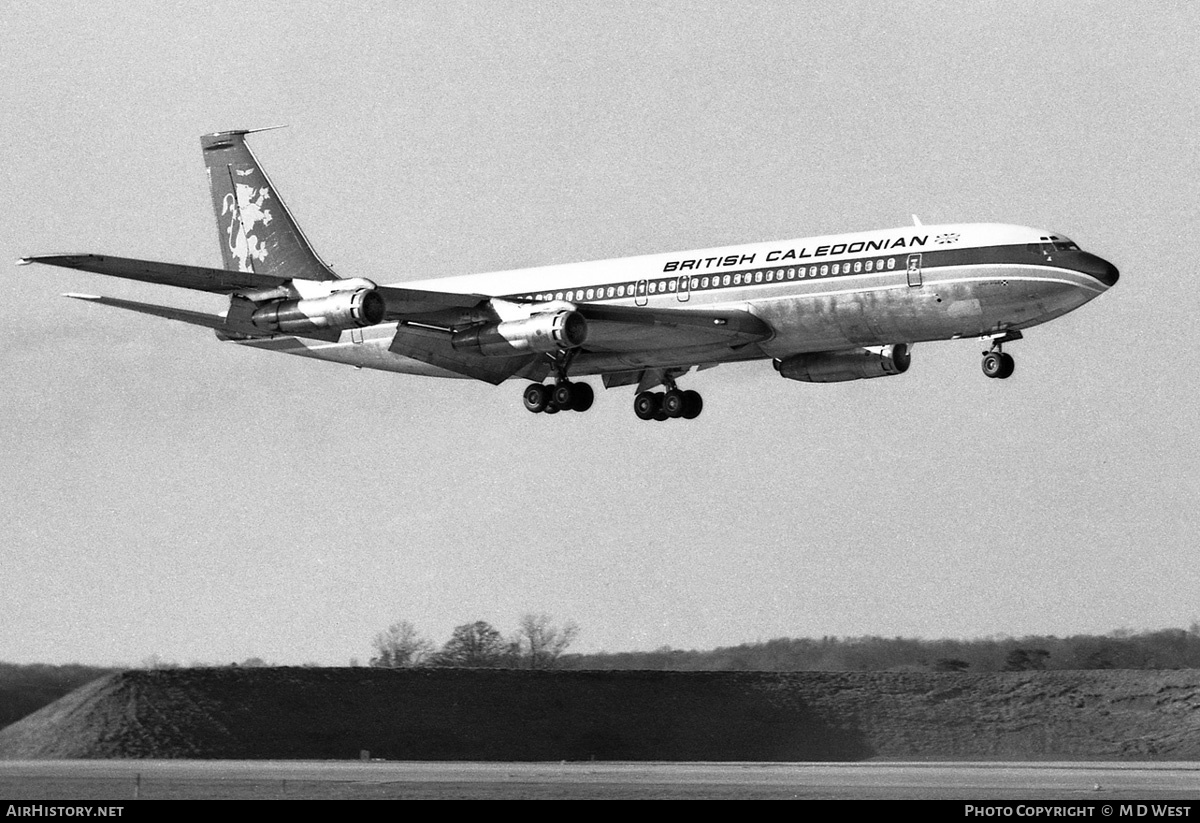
xmin=2 ymin=1 xmax=1197 ymax=666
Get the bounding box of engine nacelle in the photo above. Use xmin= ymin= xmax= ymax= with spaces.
xmin=775 ymin=344 xmax=911 ymax=383
xmin=250 ymin=288 xmax=386 ymax=334
xmin=451 ymin=310 xmax=588 ymax=357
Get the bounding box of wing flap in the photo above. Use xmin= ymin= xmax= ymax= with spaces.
xmin=376 ymin=285 xmax=490 ymax=317
xmin=387 ymin=324 xmax=541 ymax=385
xmin=577 ymin=303 xmax=772 ymax=352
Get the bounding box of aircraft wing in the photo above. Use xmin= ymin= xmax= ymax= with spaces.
xmin=379 ymin=303 xmax=770 ymax=386
xmin=19 ymin=254 xmax=287 ymax=293
xmin=17 ymin=254 xmax=489 ymax=317
xmin=24 ymin=254 xmax=773 ymax=379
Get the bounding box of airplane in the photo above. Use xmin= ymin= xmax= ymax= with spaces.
xmin=19 ymin=128 xmax=1118 ymax=421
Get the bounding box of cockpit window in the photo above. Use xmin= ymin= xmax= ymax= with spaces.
xmin=1041 ymin=235 xmax=1079 ymax=252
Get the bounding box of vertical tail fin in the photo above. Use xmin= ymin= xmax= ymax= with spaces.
xmin=200 ymin=128 xmax=338 ymax=280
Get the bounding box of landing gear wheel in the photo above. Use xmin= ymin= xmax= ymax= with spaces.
xmin=681 ymin=390 xmax=703 ymax=419
xmin=523 ymin=383 xmax=550 ymax=413
xmin=552 ymin=383 xmax=575 ymax=410
xmin=997 ymin=353 xmax=1015 ymax=379
xmin=653 ymin=408 xmax=669 ymax=422
xmin=662 ymin=389 xmax=686 ymax=418
xmin=634 ymin=391 xmax=661 ymax=421
xmin=570 ymin=382 xmax=594 ymax=412
xmin=544 ymin=400 xmax=560 ymax=415
xmin=982 ymin=352 xmax=1005 ymax=379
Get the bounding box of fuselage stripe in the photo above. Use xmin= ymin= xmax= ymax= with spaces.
xmin=499 ymin=243 xmax=1088 ymax=305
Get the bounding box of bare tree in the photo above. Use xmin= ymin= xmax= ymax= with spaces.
xmin=515 ymin=613 xmax=579 ymax=669
xmin=370 ymin=620 xmax=434 ymax=668
xmin=433 ymin=621 xmax=517 ymax=668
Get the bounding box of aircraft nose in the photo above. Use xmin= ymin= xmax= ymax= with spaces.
xmin=1078 ymin=252 xmax=1119 ymax=288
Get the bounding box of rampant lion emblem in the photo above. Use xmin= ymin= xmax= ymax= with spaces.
xmin=222 ymin=176 xmax=274 ymax=272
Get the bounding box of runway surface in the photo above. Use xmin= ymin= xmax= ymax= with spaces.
xmin=2 ymin=760 xmax=1199 ymax=799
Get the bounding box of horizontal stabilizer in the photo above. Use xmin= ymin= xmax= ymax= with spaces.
xmin=63 ymin=293 xmax=232 ymax=330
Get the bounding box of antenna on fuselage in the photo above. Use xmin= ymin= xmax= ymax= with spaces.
xmin=911 ymin=214 xmax=923 ymax=227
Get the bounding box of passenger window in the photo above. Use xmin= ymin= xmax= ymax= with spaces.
xmin=865 ymin=260 xmax=873 ymax=272
xmin=668 ymin=279 xmax=676 ymax=291
xmin=691 ymin=277 xmax=699 ymax=289
xmin=755 ymin=271 xmax=763 ymax=283
xmin=701 ymin=276 xmax=709 ymax=288
xmin=887 ymin=258 xmax=895 ymax=270
xmin=854 ymin=261 xmax=862 ymax=273
xmin=734 ymin=273 xmax=742 ymax=285
xmin=820 ymin=265 xmax=828 ymax=276
xmin=607 ymin=286 xmax=615 ymax=298
xmin=586 ymin=288 xmax=594 ymax=299
xmin=832 ymin=263 xmax=840 ymax=275
xmin=723 ymin=274 xmax=731 ymax=286
xmin=788 ymin=268 xmax=795 ymax=279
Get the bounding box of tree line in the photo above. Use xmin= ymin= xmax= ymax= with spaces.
xmin=553 ymin=626 xmax=1200 ymax=673
xmin=370 ymin=614 xmax=580 ymax=670
xmin=6 ymin=626 xmax=1199 ymax=730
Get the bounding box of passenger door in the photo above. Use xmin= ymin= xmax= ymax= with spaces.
xmin=676 ymin=274 xmax=690 ymax=302
xmin=906 ymin=253 xmax=923 ymax=287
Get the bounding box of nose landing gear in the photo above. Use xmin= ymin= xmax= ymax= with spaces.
xmin=981 ymin=331 xmax=1021 ymax=380
xmin=981 ymin=351 xmax=1015 ymax=379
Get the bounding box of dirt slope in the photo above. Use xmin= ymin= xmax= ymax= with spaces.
xmin=1 ymin=668 xmax=1197 ymax=760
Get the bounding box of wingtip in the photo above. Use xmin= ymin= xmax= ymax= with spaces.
xmin=62 ymin=293 xmax=102 ymax=301
xmin=16 ymin=257 xmax=32 ymax=266
xmin=205 ymin=124 xmax=288 ymax=138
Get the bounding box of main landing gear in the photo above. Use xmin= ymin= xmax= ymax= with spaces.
xmin=523 ymin=380 xmax=594 ymax=414
xmin=981 ymin=331 xmax=1020 ymax=380
xmin=633 ymin=380 xmax=703 ymax=422
xmin=523 ymin=350 xmax=594 ymax=415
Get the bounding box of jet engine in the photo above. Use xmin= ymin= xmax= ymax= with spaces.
xmin=451 ymin=310 xmax=588 ymax=357
xmin=775 ymin=344 xmax=911 ymax=383
xmin=250 ymin=288 xmax=386 ymax=334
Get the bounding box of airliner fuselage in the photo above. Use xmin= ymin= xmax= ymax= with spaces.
xmin=267 ymin=222 xmax=1116 ymax=382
